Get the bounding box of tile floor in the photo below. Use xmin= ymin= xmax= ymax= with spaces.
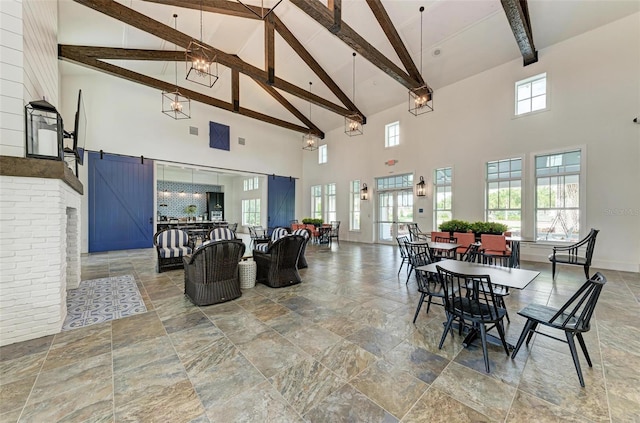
xmin=1 ymin=241 xmax=639 ymax=422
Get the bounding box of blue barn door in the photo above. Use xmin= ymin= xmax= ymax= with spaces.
xmin=267 ymin=175 xmax=295 ymax=230
xmin=88 ymin=152 xmax=154 ymax=252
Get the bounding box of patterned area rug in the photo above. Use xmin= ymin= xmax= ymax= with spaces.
xmin=62 ymin=275 xmax=147 ymax=331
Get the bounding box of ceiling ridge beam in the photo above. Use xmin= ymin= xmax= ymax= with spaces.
xmin=71 ymin=0 xmax=352 ymax=117
xmin=501 ymin=0 xmax=538 ymax=66
xmin=289 ymin=0 xmax=421 ymax=90
xmin=59 ymin=45 xmax=313 ymax=135
xmin=254 ymin=79 xmax=324 ymax=138
xmin=365 ymin=0 xmax=425 ymax=87
xmin=271 ymin=14 xmax=366 ymax=124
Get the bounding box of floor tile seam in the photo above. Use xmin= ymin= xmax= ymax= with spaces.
xmin=409 ymin=384 xmax=496 ymax=423
xmin=324 ymin=380 xmax=401 ymax=421
xmin=594 ymin=319 xmax=614 ymax=423
xmin=506 ymin=388 xmax=599 ymax=423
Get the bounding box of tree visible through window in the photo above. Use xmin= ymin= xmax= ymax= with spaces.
xmin=486 ymin=158 xmax=522 ymax=236
xmin=434 ymin=167 xmax=452 ymax=230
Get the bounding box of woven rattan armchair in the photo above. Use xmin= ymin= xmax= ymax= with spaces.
xmin=183 ymin=239 xmax=246 ymax=306
xmin=253 ymin=235 xmax=305 ymax=288
xmin=290 ymin=227 xmax=312 ymax=268
xmin=154 ymin=229 xmax=193 ymax=273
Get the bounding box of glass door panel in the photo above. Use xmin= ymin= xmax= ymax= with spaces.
xmin=377 ymin=190 xmax=414 ymax=244
xmin=378 ymin=192 xmax=394 ymax=242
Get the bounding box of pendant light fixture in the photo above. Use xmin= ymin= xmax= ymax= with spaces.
xmin=162 ymin=14 xmax=191 ymax=119
xmin=345 ymin=52 xmax=363 ymax=136
xmin=237 ymin=0 xmax=283 ymax=20
xmin=186 ymin=0 xmax=219 ymax=88
xmin=302 ymin=82 xmax=320 ymax=151
xmin=408 ymin=6 xmax=434 ymax=116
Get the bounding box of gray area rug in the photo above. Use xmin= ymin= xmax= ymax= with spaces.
xmin=62 ymin=274 xmax=147 ymax=331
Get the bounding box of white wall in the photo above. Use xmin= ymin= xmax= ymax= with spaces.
xmin=302 ymin=13 xmax=640 ymax=272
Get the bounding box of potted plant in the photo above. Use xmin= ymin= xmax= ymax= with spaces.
xmin=302 ymin=218 xmax=324 ymax=227
xmin=184 ymin=204 xmax=197 ymax=221
xmin=470 ymin=221 xmax=508 ymax=240
xmin=439 ymin=219 xmax=471 ymax=235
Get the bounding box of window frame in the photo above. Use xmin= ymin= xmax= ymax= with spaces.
xmin=311 ymin=185 xmax=322 ymax=220
xmin=385 ymin=121 xmax=400 ymax=148
xmin=515 ymin=72 xmax=548 ymax=117
xmin=433 ymin=167 xmax=453 ymax=230
xmin=243 ymin=176 xmax=259 ymax=192
xmin=349 ymin=180 xmax=361 ymax=231
xmin=324 ymin=183 xmax=336 ymax=223
xmin=318 ymin=144 xmax=328 ymax=164
xmin=533 ymin=148 xmax=584 ymax=242
xmin=486 ymin=157 xmax=523 ymax=236
xmin=241 ymin=198 xmax=260 ymax=226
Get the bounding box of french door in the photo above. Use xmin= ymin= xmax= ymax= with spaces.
xmin=377 ymin=190 xmax=414 ymax=244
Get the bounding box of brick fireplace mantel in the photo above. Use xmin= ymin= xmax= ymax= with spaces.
xmin=0 ymin=156 xmax=83 ymax=195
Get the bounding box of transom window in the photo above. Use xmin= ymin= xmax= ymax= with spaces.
xmin=241 ymin=198 xmax=260 ymax=226
xmin=385 ymin=121 xmax=400 ymax=147
xmin=486 ymin=158 xmax=522 ymax=236
xmin=515 ymin=73 xmax=547 ymax=116
xmin=376 ymin=174 xmax=413 ymax=191
xmin=319 ymin=144 xmax=327 ymax=164
xmin=243 ymin=177 xmax=259 ymax=191
xmin=535 ymin=150 xmax=581 ymax=241
xmin=434 ymin=167 xmax=452 ymax=230
xmin=350 ymin=180 xmax=361 ymax=231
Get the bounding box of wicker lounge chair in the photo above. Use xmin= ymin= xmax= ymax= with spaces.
xmin=253 ymin=235 xmax=305 ymax=288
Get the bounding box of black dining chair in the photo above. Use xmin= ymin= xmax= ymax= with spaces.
xmin=412 ymin=251 xmax=446 ymax=323
xmin=396 ymin=235 xmax=411 ymax=279
xmin=405 ymin=240 xmax=431 ymax=285
xmin=437 ymin=265 xmax=510 ymax=373
xmin=511 ymin=272 xmax=607 ymax=387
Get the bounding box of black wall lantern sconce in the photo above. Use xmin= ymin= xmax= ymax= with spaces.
xmin=25 ymin=99 xmax=63 ymax=160
xmin=416 ymin=176 xmax=427 ymax=197
xmin=360 ymin=183 xmax=369 ymax=201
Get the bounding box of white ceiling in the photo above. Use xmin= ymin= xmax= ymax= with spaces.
xmin=58 ymin=0 xmax=640 ymax=133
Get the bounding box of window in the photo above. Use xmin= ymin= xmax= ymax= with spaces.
xmin=241 ymin=198 xmax=260 ymax=226
xmin=535 ymin=150 xmax=581 ymax=242
xmin=385 ymin=121 xmax=399 ymax=147
xmin=375 ymin=174 xmax=413 ymax=191
xmin=434 ymin=167 xmax=452 ymax=230
xmin=515 ymin=73 xmax=547 ymax=116
xmin=324 ymin=183 xmax=336 ymax=222
xmin=486 ymin=158 xmax=522 ymax=236
xmin=243 ymin=177 xmax=259 ymax=191
xmin=319 ymin=144 xmax=327 ymax=164
xmin=311 ymin=185 xmax=322 ymax=219
xmin=350 ymin=180 xmax=361 ymax=231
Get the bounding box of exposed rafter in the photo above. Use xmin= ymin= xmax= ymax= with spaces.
xmin=365 ymin=0 xmax=424 ymax=86
xmin=142 ymin=0 xmax=263 ymax=20
xmin=70 ymin=0 xmax=351 ymax=118
xmin=270 ymin=14 xmax=365 ymax=123
xmin=59 ymin=45 xmax=313 ymax=135
xmin=501 ymin=0 xmax=538 ymax=66
xmin=289 ymin=0 xmax=421 ymax=90
xmin=265 ymin=14 xmax=275 ymax=85
xmin=232 ymin=68 xmax=240 ymax=112
xmin=328 ymin=0 xmax=341 ymax=34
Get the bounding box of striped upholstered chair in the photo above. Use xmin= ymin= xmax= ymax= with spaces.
xmin=209 ymin=227 xmax=236 ymax=241
xmin=254 ymin=226 xmax=289 ymax=253
xmin=154 ymin=229 xmax=193 ymax=273
xmin=290 ymin=227 xmax=311 ymax=268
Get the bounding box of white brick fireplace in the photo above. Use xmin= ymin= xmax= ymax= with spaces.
xmin=0 ymin=165 xmax=82 ymax=346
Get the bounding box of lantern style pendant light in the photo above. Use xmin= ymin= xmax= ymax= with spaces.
xmin=408 ymin=6 xmax=434 ymax=116
xmin=345 ymin=52 xmax=363 ymax=136
xmin=186 ymin=0 xmax=219 ymax=88
xmin=162 ymin=14 xmax=191 ymax=120
xmin=302 ymin=82 xmax=320 ymax=151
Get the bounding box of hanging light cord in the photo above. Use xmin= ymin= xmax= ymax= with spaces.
xmin=308 ymin=82 xmax=312 ymax=121
xmin=200 ymin=0 xmax=204 ymax=43
xmin=173 ymin=14 xmax=178 ymax=89
xmin=352 ymin=52 xmax=356 ymax=103
xmin=419 ymin=6 xmax=424 ymax=78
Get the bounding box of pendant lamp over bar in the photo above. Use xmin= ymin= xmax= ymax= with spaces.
xmin=303 ymin=82 xmax=320 ymax=151
xmin=186 ymin=0 xmax=219 ymax=88
xmin=408 ymin=6 xmax=434 ymax=116
xmin=345 ymin=52 xmax=363 ymax=136
xmin=162 ymin=14 xmax=191 ymax=120
xmin=237 ymin=0 xmax=283 ymax=20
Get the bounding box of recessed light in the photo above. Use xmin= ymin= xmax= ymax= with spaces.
xmin=432 ymin=48 xmax=442 ymax=57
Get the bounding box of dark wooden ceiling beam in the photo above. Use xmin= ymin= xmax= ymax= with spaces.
xmin=265 ymin=14 xmax=275 ymax=85
xmin=255 ymin=80 xmax=324 ymax=138
xmin=270 ymin=14 xmax=365 ymax=123
xmin=231 ymin=68 xmax=240 ymax=112
xmin=328 ymin=0 xmax=341 ymax=34
xmin=365 ymin=0 xmax=424 ymax=86
xmin=289 ymin=0 xmax=420 ymax=90
xmin=141 ymin=0 xmax=262 ymax=20
xmin=59 ymin=45 xmax=313 ymax=135
xmin=71 ymin=0 xmax=351 ymax=117
xmin=501 ymin=0 xmax=538 ymax=66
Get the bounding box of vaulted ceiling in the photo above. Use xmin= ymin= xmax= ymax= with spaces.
xmin=58 ymin=0 xmax=639 ymax=137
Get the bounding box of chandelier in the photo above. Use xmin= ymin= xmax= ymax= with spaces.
xmin=185 ymin=0 xmax=219 ymax=88
xmin=302 ymin=82 xmax=320 ymax=151
xmin=408 ymin=6 xmax=433 ymax=116
xmin=162 ymin=14 xmax=190 ymax=120
xmin=345 ymin=52 xmax=363 ymax=136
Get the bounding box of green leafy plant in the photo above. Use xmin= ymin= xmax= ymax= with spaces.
xmin=469 ymin=221 xmax=508 ymax=234
xmin=184 ymin=204 xmax=197 ymax=216
xmin=302 ymin=217 xmax=323 ymax=226
xmin=439 ymin=219 xmax=471 ymax=233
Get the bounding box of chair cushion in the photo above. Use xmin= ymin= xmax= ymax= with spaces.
xmin=159 ymin=246 xmax=192 ymax=258
xmin=254 ymin=243 xmax=269 ymax=253
xmin=271 ymin=227 xmax=289 ymax=241
xmin=210 ymin=228 xmax=235 ymax=240
xmin=291 ymin=228 xmax=309 ymax=239
xmin=156 ymin=229 xmax=189 ymax=248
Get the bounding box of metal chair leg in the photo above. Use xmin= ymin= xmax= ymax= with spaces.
xmin=413 ymin=293 xmax=426 ymax=323
xmin=439 ymin=313 xmax=455 ymax=349
xmin=479 ymin=324 xmax=490 ymax=373
xmin=566 ymin=332 xmax=586 ymax=387
xmin=511 ymin=319 xmax=536 ymax=359
xmin=576 ymin=332 xmax=593 ymax=367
